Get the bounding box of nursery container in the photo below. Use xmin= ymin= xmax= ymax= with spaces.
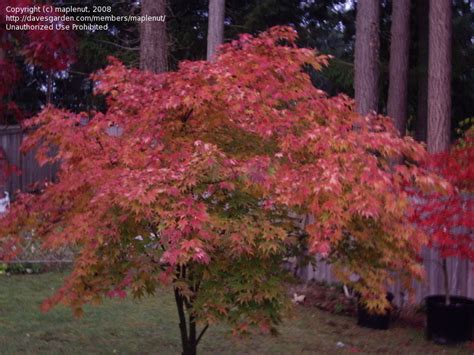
xmin=357 ymin=292 xmax=393 ymax=330
xmin=425 ymin=295 xmax=474 ymax=344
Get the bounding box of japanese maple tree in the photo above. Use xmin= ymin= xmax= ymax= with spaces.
xmin=1 ymin=27 xmax=443 ymax=354
xmin=410 ymin=127 xmax=474 ymax=305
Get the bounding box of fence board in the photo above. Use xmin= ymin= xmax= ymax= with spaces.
xmin=0 ymin=126 xmax=59 ymax=197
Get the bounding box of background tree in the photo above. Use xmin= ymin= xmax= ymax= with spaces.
xmin=207 ymin=0 xmax=226 ymax=61
xmin=0 ymin=0 xmax=76 ymax=124
xmin=354 ymin=0 xmax=380 ymax=115
xmin=415 ymin=0 xmax=429 ymax=142
xmin=427 ymin=0 xmax=452 ymax=153
xmin=387 ymin=0 xmax=410 ymax=135
xmin=140 ymin=0 xmax=168 ymax=73
xmin=450 ymin=0 xmax=474 ymax=138
xmin=167 ymin=0 xmax=207 ymax=67
xmin=297 ymin=1 xmax=356 ymax=96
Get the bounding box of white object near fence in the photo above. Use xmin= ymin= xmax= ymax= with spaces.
xmin=0 ymin=191 xmax=10 ymax=214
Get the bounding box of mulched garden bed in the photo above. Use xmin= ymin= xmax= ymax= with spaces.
xmin=288 ymin=280 xmax=426 ymax=329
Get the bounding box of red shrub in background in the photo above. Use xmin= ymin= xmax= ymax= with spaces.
xmin=0 ymin=0 xmax=76 ymax=123
xmin=410 ymin=127 xmax=474 ymax=304
xmin=21 ymin=6 xmax=76 ymax=71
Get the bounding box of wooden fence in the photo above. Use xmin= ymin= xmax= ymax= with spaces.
xmin=293 ymin=249 xmax=473 ymax=306
xmin=0 ymin=125 xmax=59 ymax=197
xmin=288 ymin=212 xmax=474 ymax=306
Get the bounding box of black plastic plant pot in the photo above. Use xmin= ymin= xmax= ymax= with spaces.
xmin=357 ymin=293 xmax=393 ymax=330
xmin=357 ymin=305 xmax=391 ymax=330
xmin=425 ymin=295 xmax=474 ymax=344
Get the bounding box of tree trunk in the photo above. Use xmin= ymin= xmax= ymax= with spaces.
xmin=442 ymin=258 xmax=451 ymax=305
xmin=188 ymin=315 xmax=197 ymax=355
xmin=354 ymin=0 xmax=380 ymax=115
xmin=140 ymin=0 xmax=167 ymax=73
xmin=174 ymin=286 xmax=208 ymax=355
xmin=174 ymin=287 xmax=190 ymax=355
xmin=415 ymin=0 xmax=429 ymax=142
xmin=207 ymin=0 xmax=225 ymax=62
xmin=387 ymin=0 xmax=410 ymax=136
xmin=427 ymin=0 xmax=451 ymax=153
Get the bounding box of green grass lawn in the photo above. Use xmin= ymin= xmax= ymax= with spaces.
xmin=0 ymin=273 xmax=471 ymax=354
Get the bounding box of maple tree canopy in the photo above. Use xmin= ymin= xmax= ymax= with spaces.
xmin=0 ymin=27 xmax=446 ymax=331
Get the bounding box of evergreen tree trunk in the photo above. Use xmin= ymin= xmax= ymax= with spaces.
xmin=427 ymin=0 xmax=451 ymax=153
xmin=415 ymin=0 xmax=429 ymax=142
xmin=387 ymin=0 xmax=410 ymax=136
xmin=140 ymin=0 xmax=167 ymax=73
xmin=354 ymin=0 xmax=380 ymax=115
xmin=207 ymin=0 xmax=225 ymax=62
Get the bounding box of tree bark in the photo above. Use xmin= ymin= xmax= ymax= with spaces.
xmin=174 ymin=286 xmax=204 ymax=355
xmin=442 ymin=258 xmax=451 ymax=305
xmin=415 ymin=0 xmax=429 ymax=142
xmin=207 ymin=0 xmax=225 ymax=62
xmin=140 ymin=0 xmax=167 ymax=73
xmin=354 ymin=0 xmax=380 ymax=115
xmin=427 ymin=0 xmax=451 ymax=153
xmin=174 ymin=287 xmax=190 ymax=354
xmin=387 ymin=0 xmax=410 ymax=136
